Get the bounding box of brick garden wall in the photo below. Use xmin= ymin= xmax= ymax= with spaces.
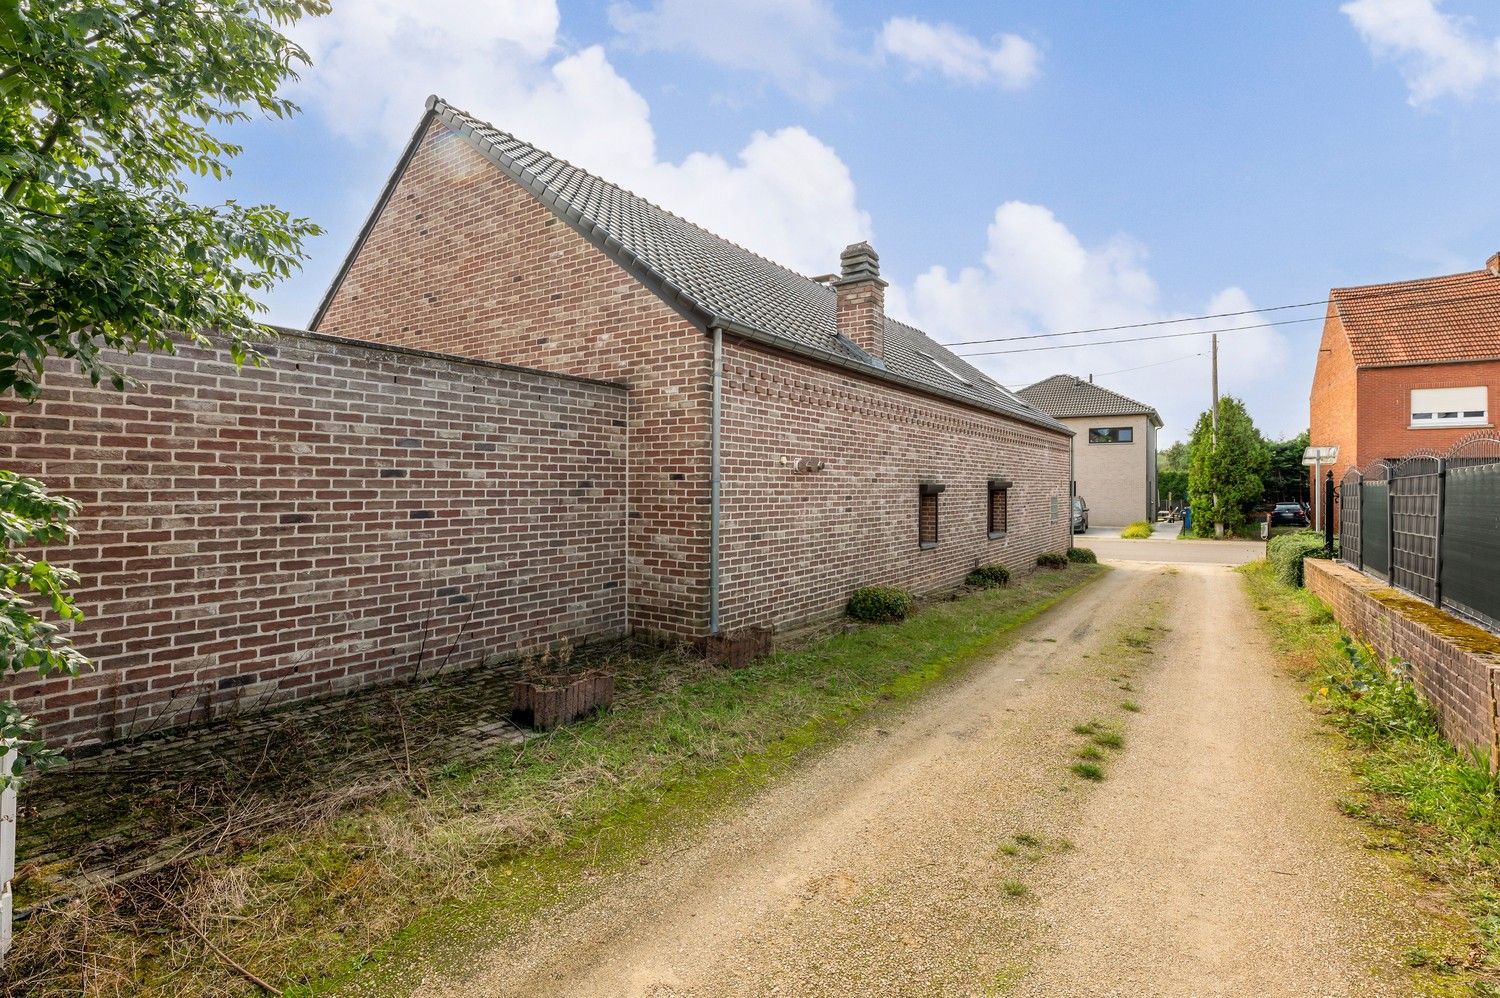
xmin=718 ymin=338 xmax=1073 ymax=631
xmin=0 ymin=330 xmax=628 ymax=747
xmin=314 ymin=118 xmax=711 ymax=637
xmin=1305 ymin=559 xmax=1500 ymax=759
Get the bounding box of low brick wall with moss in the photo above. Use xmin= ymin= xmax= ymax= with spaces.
xmin=1305 ymin=559 xmax=1500 ymax=760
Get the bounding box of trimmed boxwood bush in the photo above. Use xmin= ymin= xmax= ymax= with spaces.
xmin=1036 ymin=551 xmax=1069 ymax=569
xmin=846 ymin=585 xmax=914 ymax=623
xmin=1268 ymin=531 xmax=1327 ymax=587
xmin=1066 ymin=547 xmax=1097 ymax=564
xmin=965 ymin=564 xmax=1011 ymax=588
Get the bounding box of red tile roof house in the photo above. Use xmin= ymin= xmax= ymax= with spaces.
xmin=1310 ymin=252 xmax=1500 ymax=493
xmin=314 ymin=97 xmax=1075 ymax=639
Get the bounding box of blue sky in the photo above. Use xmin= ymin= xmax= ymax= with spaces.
xmin=211 ymin=0 xmax=1500 ymax=443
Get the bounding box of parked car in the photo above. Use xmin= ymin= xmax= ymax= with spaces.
xmin=1270 ymin=502 xmax=1309 ymax=527
xmin=1071 ymin=496 xmax=1089 ymax=533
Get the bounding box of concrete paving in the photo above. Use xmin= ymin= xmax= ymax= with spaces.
xmin=1073 ymin=522 xmax=1266 ymax=566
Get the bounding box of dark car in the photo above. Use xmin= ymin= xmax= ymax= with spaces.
xmin=1071 ymin=496 xmax=1089 ymax=533
xmin=1270 ymin=502 xmax=1308 ymax=527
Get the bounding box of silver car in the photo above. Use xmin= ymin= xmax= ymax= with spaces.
xmin=1071 ymin=497 xmax=1089 ymax=533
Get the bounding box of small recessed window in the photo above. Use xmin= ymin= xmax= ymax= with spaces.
xmin=915 ymin=351 xmax=973 ymax=387
xmin=1088 ymin=426 xmax=1133 ymax=444
xmin=987 ymin=478 xmax=1011 ymax=538
xmin=919 ymin=481 xmax=944 ymax=548
xmin=1410 ymin=387 xmax=1488 ymax=428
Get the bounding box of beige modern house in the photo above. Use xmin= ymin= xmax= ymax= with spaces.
xmin=1018 ymin=375 xmax=1163 ymax=528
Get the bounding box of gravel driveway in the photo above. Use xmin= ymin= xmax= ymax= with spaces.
xmin=408 ymin=563 xmax=1454 ymax=997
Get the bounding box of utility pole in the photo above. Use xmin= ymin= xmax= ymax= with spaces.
xmin=1210 ymin=333 xmax=1219 ymax=443
xmin=1211 ymin=333 xmax=1222 ymax=537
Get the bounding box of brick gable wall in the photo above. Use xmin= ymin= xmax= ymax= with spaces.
xmin=0 ymin=332 xmax=627 ymax=747
xmin=313 ymin=116 xmax=1073 ymax=640
xmin=718 ymin=338 xmax=1072 ymax=630
xmin=1309 ymin=306 xmax=1360 ymax=490
xmin=315 ymin=119 xmax=711 ymax=636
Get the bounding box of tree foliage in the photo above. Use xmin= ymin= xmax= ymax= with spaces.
xmin=1264 ymin=430 xmax=1311 ymax=503
xmin=1156 ymin=440 xmax=1189 ymax=507
xmin=0 ymin=0 xmax=325 ymax=786
xmin=1186 ymin=395 xmax=1269 ymax=535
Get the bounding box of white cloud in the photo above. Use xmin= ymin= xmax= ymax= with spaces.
xmin=1342 ymin=0 xmax=1500 ymax=102
xmin=608 ymin=0 xmax=844 ymax=104
xmin=288 ymin=0 xmax=869 ymax=278
xmin=889 ymin=203 xmax=1297 ymax=441
xmin=876 ymin=16 xmax=1041 ymax=89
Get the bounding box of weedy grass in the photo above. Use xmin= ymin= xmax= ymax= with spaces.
xmin=12 ymin=565 xmax=1106 ymax=997
xmin=1091 ymin=731 xmax=1124 ymax=750
xmin=1120 ymin=701 xmax=1141 ymax=713
xmin=1070 ymin=762 xmax=1105 ymax=781
xmin=1240 ymin=559 xmax=1500 ymax=989
xmin=1120 ymin=521 xmax=1155 ymax=539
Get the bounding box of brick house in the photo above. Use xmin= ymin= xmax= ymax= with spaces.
xmin=314 ymin=96 xmax=1075 ymax=638
xmin=1017 ymin=375 xmax=1161 ymax=527
xmin=1310 ymin=252 xmax=1500 ymax=488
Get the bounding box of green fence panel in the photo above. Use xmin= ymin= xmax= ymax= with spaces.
xmin=1361 ymin=481 xmax=1389 ymax=581
xmin=1440 ymin=465 xmax=1500 ymax=631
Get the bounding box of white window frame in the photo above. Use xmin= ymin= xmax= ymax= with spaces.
xmin=1409 ymin=386 xmax=1489 ymax=429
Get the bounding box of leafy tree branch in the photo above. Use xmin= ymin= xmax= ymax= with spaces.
xmin=0 ymin=0 xmax=326 ymax=788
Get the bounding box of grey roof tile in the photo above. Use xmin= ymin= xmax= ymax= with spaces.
xmin=1016 ymin=374 xmax=1163 ymax=427
xmin=426 ymin=97 xmax=1066 ymax=435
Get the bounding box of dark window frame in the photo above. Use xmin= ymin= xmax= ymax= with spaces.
xmin=1088 ymin=426 xmax=1134 ymax=444
xmin=919 ymin=481 xmax=944 ymax=549
xmin=987 ymin=477 xmax=1011 ymax=539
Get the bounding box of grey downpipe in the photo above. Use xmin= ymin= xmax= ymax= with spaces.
xmin=709 ymin=326 xmax=723 ymax=635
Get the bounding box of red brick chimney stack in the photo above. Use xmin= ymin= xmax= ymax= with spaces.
xmin=1487 ymin=251 xmax=1500 ymax=277
xmin=833 ymin=241 xmax=886 ymax=358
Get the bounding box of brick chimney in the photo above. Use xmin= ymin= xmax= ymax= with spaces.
xmin=832 ymin=241 xmax=886 ymax=358
xmin=1487 ymin=251 xmax=1500 ymax=277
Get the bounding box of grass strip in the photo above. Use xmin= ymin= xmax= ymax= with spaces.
xmin=18 ymin=563 xmax=1105 ymax=997
xmin=1241 ymin=559 xmax=1500 ymax=992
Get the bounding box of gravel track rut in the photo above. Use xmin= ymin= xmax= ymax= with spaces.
xmin=415 ymin=562 xmax=1449 ymax=997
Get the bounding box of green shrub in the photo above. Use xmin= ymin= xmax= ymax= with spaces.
xmin=846 ymin=585 xmax=913 ymax=623
xmin=1066 ymin=547 xmax=1097 ymax=564
xmin=965 ymin=564 xmax=1011 ymax=588
xmin=1120 ymin=520 xmax=1154 ymax=539
xmin=1036 ymin=551 xmax=1068 ymax=569
xmin=1268 ymin=530 xmax=1327 ymax=587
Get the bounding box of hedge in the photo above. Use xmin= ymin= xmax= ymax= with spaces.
xmin=965 ymin=564 xmax=1011 ymax=588
xmin=1268 ymin=531 xmax=1327 ymax=587
xmin=847 ymin=585 xmax=914 ymax=623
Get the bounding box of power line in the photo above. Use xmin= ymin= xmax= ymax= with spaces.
xmin=1095 ymin=350 xmax=1207 ymax=378
xmin=954 ymin=315 xmax=1322 ymax=358
xmin=1000 ymin=349 xmax=1207 ymax=389
xmin=935 ymin=281 xmax=1488 ymax=350
xmin=937 ymin=299 xmax=1330 ymax=348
